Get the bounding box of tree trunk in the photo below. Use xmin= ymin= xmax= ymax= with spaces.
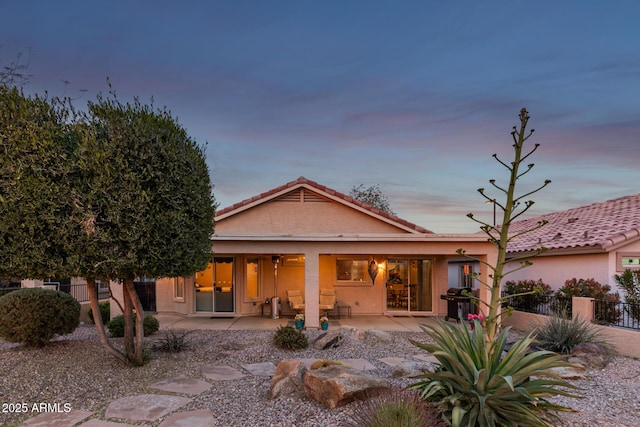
xmin=123 ymin=278 xmax=145 ymax=365
xmin=86 ymin=278 xmax=127 ymax=364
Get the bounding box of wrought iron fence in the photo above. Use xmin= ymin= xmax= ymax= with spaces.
xmin=594 ymin=300 xmax=640 ymax=330
xmin=502 ymin=292 xmax=572 ymax=316
xmin=46 ymin=282 xmax=110 ymax=303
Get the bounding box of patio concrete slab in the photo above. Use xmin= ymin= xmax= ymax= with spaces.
xmin=22 ymin=410 xmax=94 ymax=427
xmin=158 ymin=409 xmax=215 ymax=427
xmin=104 ymin=394 xmax=190 ymax=422
xmin=149 ymin=374 xmax=213 ymax=395
xmin=201 ymin=365 xmax=246 ymax=381
xmin=79 ymin=420 xmax=139 ymax=427
xmin=241 ymin=361 xmax=277 ymax=376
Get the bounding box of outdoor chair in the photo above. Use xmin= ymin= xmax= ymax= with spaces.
xmin=286 ymin=289 xmax=305 ymax=313
xmin=319 ymin=288 xmax=337 ymax=315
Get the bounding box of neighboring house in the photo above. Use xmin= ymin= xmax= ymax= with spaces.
xmin=155 ymin=177 xmax=495 ymax=328
xmin=504 ymin=193 xmax=640 ymax=292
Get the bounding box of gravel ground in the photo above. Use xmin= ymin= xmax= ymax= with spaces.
xmin=1 ymin=324 xmax=639 ymax=427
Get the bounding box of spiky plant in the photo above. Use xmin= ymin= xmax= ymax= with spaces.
xmin=534 ymin=313 xmax=614 ymax=355
xmin=410 ymin=320 xmax=579 ymax=427
xmin=347 ymin=388 xmax=445 ymax=427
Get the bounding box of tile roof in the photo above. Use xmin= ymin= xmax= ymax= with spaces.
xmin=215 ymin=176 xmax=433 ymax=234
xmin=507 ymin=193 xmax=640 ymax=253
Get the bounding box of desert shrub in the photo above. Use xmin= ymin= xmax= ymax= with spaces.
xmin=614 ymin=269 xmax=640 ymax=321
xmin=503 ymin=279 xmax=553 ymax=313
xmin=88 ymin=301 xmax=111 ymax=325
xmin=347 ymin=388 xmax=445 ymax=427
xmin=409 ymin=320 xmax=578 ymax=427
xmin=0 ymin=288 xmax=80 ymax=347
xmin=534 ymin=311 xmax=614 ymax=354
xmin=107 ymin=313 xmax=159 ymax=337
xmin=153 ymin=329 xmax=192 ymax=352
xmin=273 ymin=325 xmax=308 ymax=350
xmin=556 ymin=278 xmax=620 ymax=323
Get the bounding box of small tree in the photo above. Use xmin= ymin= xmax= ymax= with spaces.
xmin=349 ymin=184 xmax=395 ymax=215
xmin=614 ymin=269 xmax=640 ymax=321
xmin=457 ymin=108 xmax=551 ymax=342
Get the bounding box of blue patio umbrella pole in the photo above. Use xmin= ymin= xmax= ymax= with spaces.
xmin=271 ymin=256 xmax=280 ymax=319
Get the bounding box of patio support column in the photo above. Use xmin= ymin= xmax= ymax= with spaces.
xmin=304 ymin=250 xmax=320 ymax=329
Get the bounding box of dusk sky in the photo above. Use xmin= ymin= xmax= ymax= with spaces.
xmin=3 ymin=1 xmax=639 ymax=233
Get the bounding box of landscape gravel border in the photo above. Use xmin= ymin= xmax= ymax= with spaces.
xmin=1 ymin=324 xmax=639 ymax=426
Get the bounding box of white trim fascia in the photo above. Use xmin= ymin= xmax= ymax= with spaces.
xmin=211 ymin=233 xmax=490 ymax=243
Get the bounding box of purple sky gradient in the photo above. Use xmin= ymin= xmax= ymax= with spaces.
xmin=3 ymin=1 xmax=639 ymax=232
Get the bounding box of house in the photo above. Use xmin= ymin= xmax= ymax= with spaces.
xmin=154 ymin=177 xmax=496 ymax=328
xmin=504 ymin=193 xmax=640 ymax=292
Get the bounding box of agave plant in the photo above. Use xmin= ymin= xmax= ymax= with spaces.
xmin=409 ymin=320 xmax=579 ymax=427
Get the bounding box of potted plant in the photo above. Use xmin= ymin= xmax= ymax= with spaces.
xmin=294 ymin=313 xmax=305 ymax=330
xmin=320 ymin=315 xmax=329 ymax=330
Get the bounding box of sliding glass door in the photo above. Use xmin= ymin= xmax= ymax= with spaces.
xmin=386 ymin=258 xmax=433 ymax=313
xmin=195 ymin=257 xmax=234 ymax=313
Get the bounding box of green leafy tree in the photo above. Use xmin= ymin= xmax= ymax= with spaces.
xmin=70 ymin=87 xmax=216 ymax=365
xmin=0 ymin=86 xmax=76 ymax=279
xmin=1 ymin=76 xmax=215 ymax=366
xmin=458 ymin=108 xmax=551 ymax=342
xmin=349 ymin=184 xmax=395 ymax=215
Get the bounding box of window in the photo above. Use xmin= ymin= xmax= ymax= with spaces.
xmin=246 ymin=257 xmax=260 ymax=299
xmin=460 ymin=264 xmax=475 ymax=288
xmin=617 ymin=252 xmax=640 ymax=272
xmin=336 ymin=259 xmax=368 ymax=282
xmin=174 ymin=277 xmax=185 ymax=302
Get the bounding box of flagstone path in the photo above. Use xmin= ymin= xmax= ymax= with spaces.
xmin=19 ymin=355 xmax=435 ymax=427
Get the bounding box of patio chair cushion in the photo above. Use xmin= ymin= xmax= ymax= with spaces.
xmin=319 ymin=288 xmax=336 ymax=310
xmin=287 ymin=290 xmax=305 ymax=310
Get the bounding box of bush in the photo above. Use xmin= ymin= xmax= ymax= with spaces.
xmin=273 ymin=325 xmax=308 ymax=350
xmin=409 ymin=320 xmax=578 ymax=427
xmin=153 ymin=329 xmax=192 ymax=352
xmin=614 ymin=269 xmax=640 ymax=321
xmin=88 ymin=301 xmax=111 ymax=325
xmin=534 ymin=312 xmax=614 ymax=354
xmin=0 ymin=288 xmax=80 ymax=347
xmin=556 ymin=278 xmax=620 ymax=323
xmin=503 ymin=279 xmax=553 ymax=313
xmin=107 ymin=313 xmax=159 ymax=337
xmin=347 ymin=388 xmax=445 ymax=427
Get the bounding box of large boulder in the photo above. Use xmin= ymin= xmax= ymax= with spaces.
xmin=391 ymin=359 xmax=438 ymax=378
xmin=568 ymin=342 xmax=611 ymax=370
xmin=339 ymin=325 xmax=366 ymax=340
xmin=270 ymin=359 xmax=307 ymax=399
xmin=304 ymin=364 xmax=390 ymax=408
xmin=313 ymin=331 xmax=345 ymax=350
xmin=366 ymin=329 xmax=394 ymax=344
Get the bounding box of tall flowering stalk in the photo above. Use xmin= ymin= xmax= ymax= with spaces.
xmin=458 ymin=108 xmax=551 ymax=343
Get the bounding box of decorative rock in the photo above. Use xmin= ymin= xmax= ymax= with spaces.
xmin=105 ymin=394 xmax=191 ymax=422
xmin=270 ymin=359 xmax=308 ymax=399
xmin=366 ymin=329 xmax=394 ymax=344
xmin=549 ymin=365 xmax=588 ymax=380
xmin=569 ymin=342 xmax=611 ymax=370
xmin=304 ymin=364 xmax=390 ymax=408
xmin=158 ymin=409 xmax=215 ymax=427
xmin=391 ymin=359 xmax=438 ymax=378
xmin=313 ymin=331 xmax=344 ymax=350
xmin=340 ymin=325 xmax=366 ymax=340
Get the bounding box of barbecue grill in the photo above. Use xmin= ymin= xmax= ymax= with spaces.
xmin=440 ymin=287 xmax=476 ymax=322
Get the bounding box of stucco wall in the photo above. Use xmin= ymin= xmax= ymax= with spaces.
xmin=216 ymin=198 xmax=409 ymax=234
xmin=502 ymin=297 xmax=640 ymax=359
xmin=504 ymin=252 xmax=609 ymax=290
